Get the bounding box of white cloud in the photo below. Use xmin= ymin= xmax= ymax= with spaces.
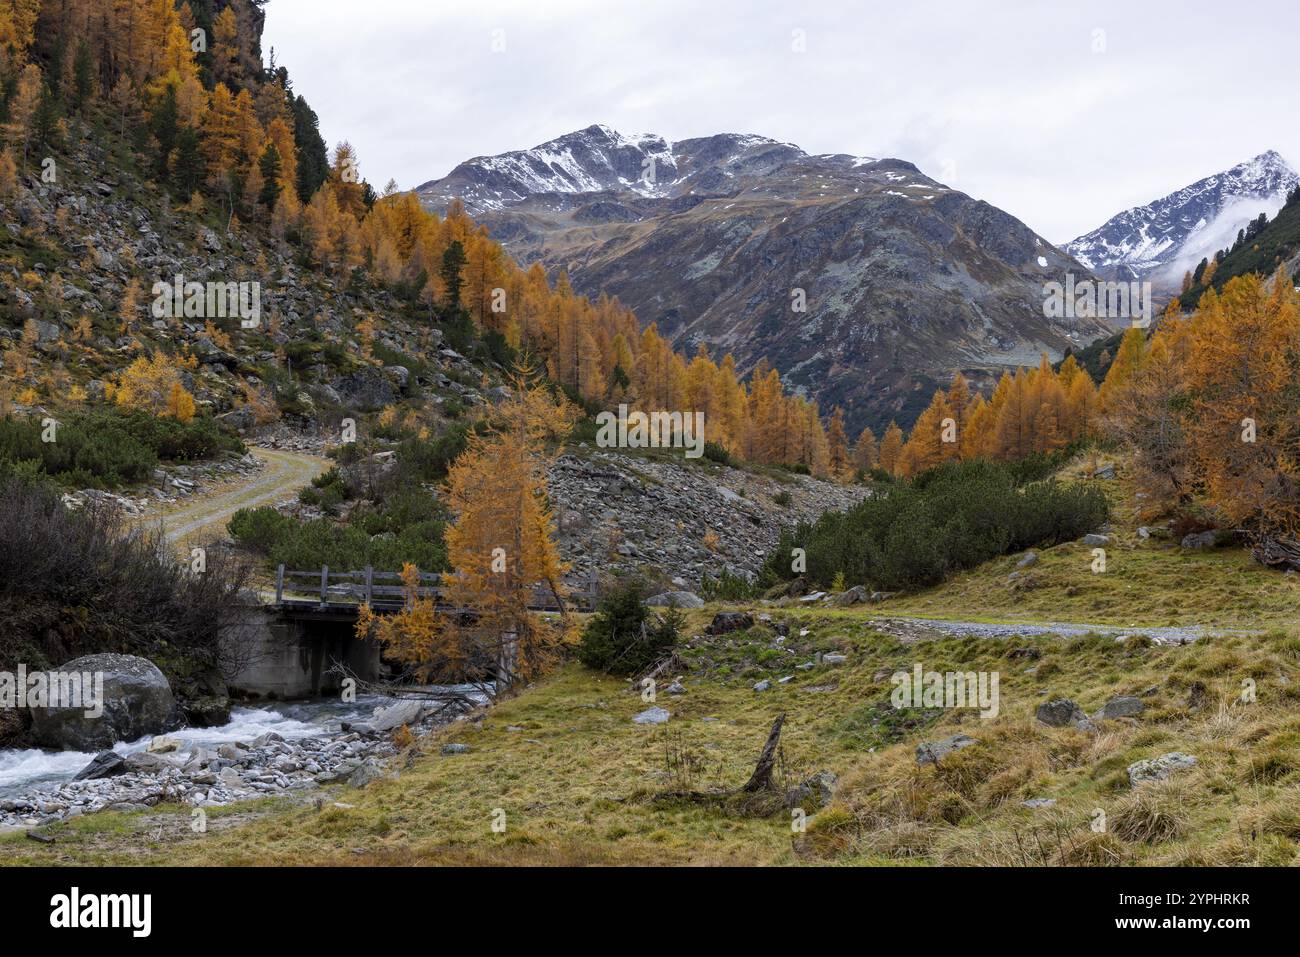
xmin=264 ymin=0 xmax=1299 ymax=242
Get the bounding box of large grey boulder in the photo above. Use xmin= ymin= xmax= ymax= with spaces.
xmin=632 ymin=706 xmax=670 ymax=725
xmin=29 ymin=654 xmax=181 ymax=751
xmin=1096 ymin=695 xmax=1145 ymax=719
xmin=73 ymin=751 xmax=129 ymax=781
xmin=342 ymin=698 xmax=424 ymax=735
xmin=831 ymin=585 xmax=868 ymax=606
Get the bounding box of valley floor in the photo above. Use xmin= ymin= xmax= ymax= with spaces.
xmin=5 ymin=456 xmax=1299 ymax=867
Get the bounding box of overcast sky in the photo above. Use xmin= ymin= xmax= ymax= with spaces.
xmin=263 ymin=0 xmax=1296 ymax=243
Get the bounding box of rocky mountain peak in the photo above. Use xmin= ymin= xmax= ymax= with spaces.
xmin=1066 ymin=150 xmax=1299 ymax=289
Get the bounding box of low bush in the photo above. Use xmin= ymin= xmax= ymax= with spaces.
xmin=578 ymin=579 xmax=681 ymax=676
xmin=762 ymin=458 xmax=1109 ymax=592
xmin=229 ymin=505 xmax=448 ymax=572
xmin=0 ymin=472 xmax=251 ymax=675
xmin=0 ymin=409 xmax=243 ymax=489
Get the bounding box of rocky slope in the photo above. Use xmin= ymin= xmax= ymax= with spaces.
xmin=0 ymin=138 xmax=499 ymax=431
xmin=548 ymin=448 xmax=869 ymax=590
xmin=417 ymin=125 xmax=1113 ymax=432
xmin=1066 ymin=150 xmax=1299 ymax=292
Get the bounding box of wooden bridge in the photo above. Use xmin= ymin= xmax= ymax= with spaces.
xmin=271 ymin=564 xmax=598 ymax=620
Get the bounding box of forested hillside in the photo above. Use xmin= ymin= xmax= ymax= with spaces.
xmin=1 ymin=0 xmax=839 ymax=479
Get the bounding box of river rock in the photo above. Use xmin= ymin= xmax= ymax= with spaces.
xmin=342 ymin=698 xmax=424 ymax=735
xmin=72 ymin=751 xmax=129 ymax=781
xmin=28 ymin=654 xmax=181 ymax=751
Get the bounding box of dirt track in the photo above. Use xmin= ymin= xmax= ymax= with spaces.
xmin=153 ymin=447 xmax=329 ymax=551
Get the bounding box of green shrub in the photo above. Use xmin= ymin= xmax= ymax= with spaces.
xmin=762 ymin=458 xmax=1108 ymax=593
xmin=578 ymin=579 xmax=680 ymax=676
xmin=702 ymin=441 xmax=732 ymax=466
xmin=1 ymin=409 xmax=243 ymax=488
xmin=228 ymin=505 xmax=447 ymax=572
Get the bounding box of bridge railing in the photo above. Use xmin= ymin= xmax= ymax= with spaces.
xmin=273 ymin=565 xmax=598 ymax=612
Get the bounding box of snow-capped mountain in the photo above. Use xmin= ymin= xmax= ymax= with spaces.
xmin=416 ymin=125 xmax=1110 ymax=432
xmin=417 ymin=124 xmax=829 ymax=215
xmin=1066 ymin=151 xmax=1299 ymax=290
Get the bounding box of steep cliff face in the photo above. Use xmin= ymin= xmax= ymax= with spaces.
xmin=418 ymin=126 xmax=1111 ymax=431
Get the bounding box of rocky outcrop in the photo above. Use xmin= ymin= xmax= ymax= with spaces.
xmin=28 ymin=654 xmax=182 ymax=751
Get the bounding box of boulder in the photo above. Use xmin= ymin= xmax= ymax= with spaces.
xmin=1017 ymin=551 xmax=1039 ymax=568
xmin=1081 ymin=533 xmax=1109 ymax=547
xmin=347 ymin=758 xmax=385 ymax=788
xmin=633 ymin=706 xmax=670 ymax=725
xmin=383 ymin=365 xmax=411 ymax=390
xmin=440 ymin=743 xmax=471 ymax=755
xmin=706 ymin=611 xmax=754 ymax=635
xmin=1128 ymin=752 xmax=1197 ymax=787
xmin=183 ymin=695 xmax=231 ymax=728
xmin=1096 ymin=695 xmax=1145 ymax=719
xmin=123 ymin=751 xmax=183 ymax=773
xmin=1035 ymin=698 xmax=1087 ymax=728
xmin=29 ymin=654 xmax=181 ymax=751
xmin=644 ymin=591 xmax=704 ymax=609
xmin=831 ymin=585 xmax=868 ymax=606
xmin=916 ymin=734 xmax=978 ymax=765
xmin=752 ymin=679 xmax=771 ymax=692
xmin=785 ymin=770 xmax=838 ymax=809
xmin=72 ymin=751 xmax=129 ymax=781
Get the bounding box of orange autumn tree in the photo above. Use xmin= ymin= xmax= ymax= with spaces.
xmin=111 ymin=351 xmax=196 ymax=420
xmin=355 ymin=563 xmax=447 ymax=678
xmin=1181 ymin=271 xmax=1300 ymax=534
xmin=442 ymin=367 xmax=578 ymax=684
xmin=1102 ymin=269 xmax=1300 ymax=539
xmin=356 ymin=370 xmax=576 ymax=684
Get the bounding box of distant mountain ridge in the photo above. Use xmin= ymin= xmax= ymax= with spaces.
xmin=417 ymin=125 xmax=1112 ymax=432
xmin=1066 ymin=151 xmax=1299 ymax=291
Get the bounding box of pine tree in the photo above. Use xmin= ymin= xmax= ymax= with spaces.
xmin=258 ymin=141 xmax=282 ymax=209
